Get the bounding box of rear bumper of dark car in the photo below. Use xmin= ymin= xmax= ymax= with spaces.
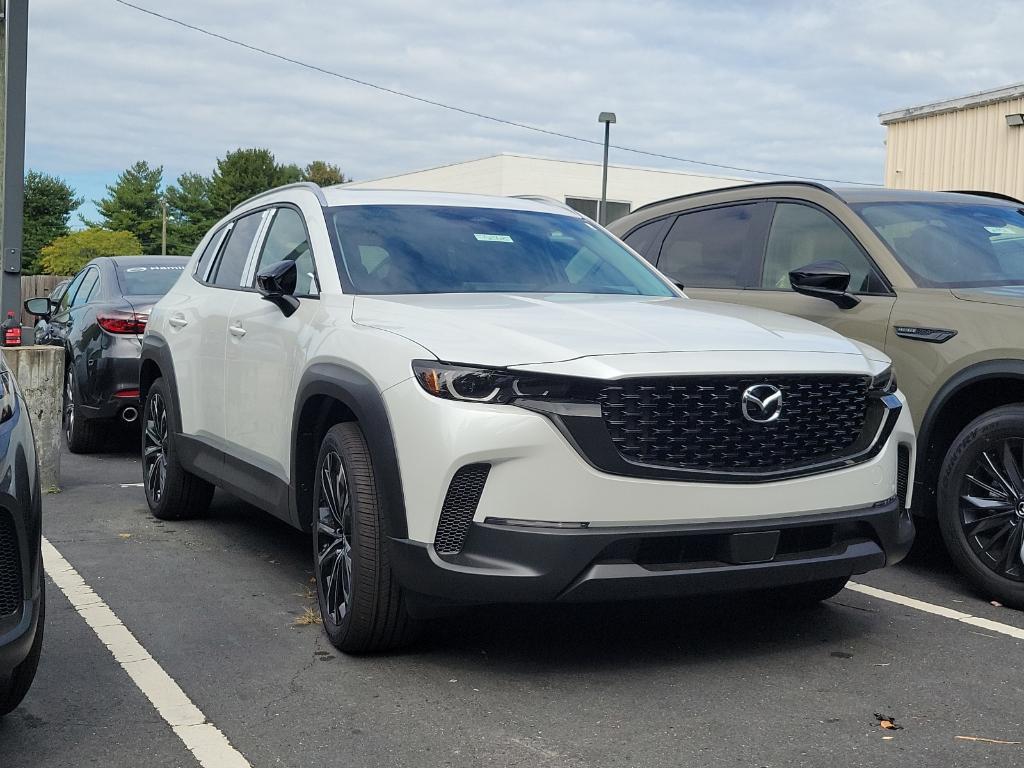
xmin=80 ymin=346 xmax=141 ymax=420
xmin=389 ymin=499 xmax=914 ymax=607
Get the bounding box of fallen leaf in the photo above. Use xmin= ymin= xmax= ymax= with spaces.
xmin=956 ymin=736 xmax=1023 ymax=745
xmin=874 ymin=713 xmax=903 ymax=731
xmin=118 ymin=533 xmax=132 ymax=539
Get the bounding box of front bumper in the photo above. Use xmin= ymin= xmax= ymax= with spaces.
xmin=390 ymin=499 xmax=914 ymax=605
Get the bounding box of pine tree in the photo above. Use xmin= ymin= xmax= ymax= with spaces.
xmin=165 ymin=172 xmax=216 ymax=255
xmin=85 ymin=161 xmax=163 ymax=254
xmin=208 ymin=148 xmax=299 ymax=216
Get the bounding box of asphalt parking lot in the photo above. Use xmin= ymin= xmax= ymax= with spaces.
xmin=2 ymin=441 xmax=1023 ymax=768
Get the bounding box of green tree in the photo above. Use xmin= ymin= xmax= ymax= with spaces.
xmin=302 ymin=160 xmax=348 ymax=186
xmin=22 ymin=170 xmax=82 ymax=274
xmin=165 ymin=172 xmax=216 ymax=255
xmin=208 ymin=148 xmax=302 ymax=216
xmin=85 ymin=161 xmax=164 ymax=253
xmin=39 ymin=229 xmax=141 ymax=275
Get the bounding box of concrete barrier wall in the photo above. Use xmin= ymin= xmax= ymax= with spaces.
xmin=4 ymin=345 xmax=62 ymax=489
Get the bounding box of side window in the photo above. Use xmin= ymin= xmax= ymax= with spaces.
xmin=195 ymin=226 xmax=227 ymax=281
xmin=622 ymin=219 xmax=667 ymax=262
xmin=763 ymin=203 xmax=887 ymax=293
xmin=75 ymin=269 xmax=101 ymax=306
xmin=252 ymin=208 xmax=317 ymax=296
xmin=210 ymin=211 xmax=264 ymax=288
xmin=658 ymin=204 xmax=760 ymax=288
xmin=59 ymin=270 xmax=88 ymax=312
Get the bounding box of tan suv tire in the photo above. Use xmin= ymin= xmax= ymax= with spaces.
xmin=937 ymin=405 xmax=1024 ymax=609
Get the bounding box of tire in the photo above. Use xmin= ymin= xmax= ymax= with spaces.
xmin=313 ymin=422 xmax=417 ymax=654
xmin=765 ymin=577 xmax=849 ymax=607
xmin=142 ymin=378 xmax=213 ymax=521
xmin=64 ymin=366 xmax=104 ymax=454
xmin=0 ymin=577 xmax=44 ymax=717
xmin=937 ymin=405 xmax=1024 ymax=609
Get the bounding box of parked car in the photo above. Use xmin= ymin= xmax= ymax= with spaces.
xmin=610 ymin=183 xmax=1024 ymax=607
xmin=25 ymin=256 xmax=188 ymax=453
xmin=32 ymin=279 xmax=70 ymax=346
xmin=0 ymin=352 xmax=44 ymax=716
xmin=140 ymin=183 xmax=915 ymax=653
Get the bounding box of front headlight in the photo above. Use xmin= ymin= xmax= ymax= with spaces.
xmin=412 ymin=361 xmax=574 ymax=404
xmin=869 ymin=365 xmax=897 ymax=395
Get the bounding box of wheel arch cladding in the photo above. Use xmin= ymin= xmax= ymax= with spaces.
xmin=917 ymin=359 xmax=1024 ymax=515
xmin=291 ymin=363 xmax=408 ymax=538
xmin=139 ymin=334 xmax=183 ymax=433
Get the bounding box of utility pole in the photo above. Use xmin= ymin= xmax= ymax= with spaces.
xmin=0 ymin=0 xmax=28 ymax=323
xmin=161 ymin=198 xmax=167 ymax=255
xmin=597 ymin=112 xmax=616 ymax=226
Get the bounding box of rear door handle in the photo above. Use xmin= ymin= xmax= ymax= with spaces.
xmin=228 ymin=324 xmax=247 ymax=338
xmin=168 ymin=314 xmax=188 ymax=329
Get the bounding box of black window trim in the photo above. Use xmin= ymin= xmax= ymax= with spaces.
xmin=653 ymin=200 xmax=773 ymax=290
xmin=753 ymin=198 xmax=896 ymax=298
xmin=246 ymin=203 xmax=321 ymax=300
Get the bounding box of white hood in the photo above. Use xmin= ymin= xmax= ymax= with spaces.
xmin=352 ymin=293 xmax=869 ymax=367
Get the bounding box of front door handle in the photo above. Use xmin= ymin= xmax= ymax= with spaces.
xmin=228 ymin=324 xmax=247 ymax=338
xmin=168 ymin=314 xmax=188 ymax=329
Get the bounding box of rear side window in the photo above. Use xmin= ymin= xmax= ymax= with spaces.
xmin=195 ymin=227 xmax=227 ymax=281
xmin=72 ymin=269 xmax=99 ymax=307
xmin=253 ymin=208 xmax=317 ymax=296
xmin=622 ymin=219 xmax=667 ymax=261
xmin=210 ymin=212 xmax=263 ymax=288
xmin=58 ymin=271 xmax=87 ymax=312
xmin=658 ymin=205 xmax=760 ymax=288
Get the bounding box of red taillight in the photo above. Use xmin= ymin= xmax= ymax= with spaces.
xmin=97 ymin=310 xmax=148 ymax=335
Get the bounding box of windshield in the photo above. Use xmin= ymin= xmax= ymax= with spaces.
xmin=853 ymin=201 xmax=1024 ymax=288
xmin=327 ymin=205 xmax=675 ymax=296
xmin=115 ymin=262 xmax=186 ymax=295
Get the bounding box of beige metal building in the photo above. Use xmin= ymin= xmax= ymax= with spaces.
xmin=343 ymin=153 xmax=748 ymax=223
xmin=880 ymin=82 xmax=1024 ymax=199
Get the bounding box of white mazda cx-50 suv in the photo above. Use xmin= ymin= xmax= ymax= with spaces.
xmin=140 ymin=183 xmax=915 ymax=653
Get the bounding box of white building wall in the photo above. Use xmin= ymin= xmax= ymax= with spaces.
xmin=343 ymin=153 xmax=747 ymax=212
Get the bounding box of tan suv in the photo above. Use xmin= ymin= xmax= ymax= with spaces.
xmin=610 ymin=183 xmax=1024 ymax=607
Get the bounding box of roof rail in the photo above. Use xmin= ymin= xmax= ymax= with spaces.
xmin=628 ymin=180 xmax=839 ymax=216
xmin=944 ymin=189 xmax=1024 ymax=205
xmin=232 ymin=181 xmax=327 ymax=211
xmin=509 ymin=194 xmax=578 ymax=213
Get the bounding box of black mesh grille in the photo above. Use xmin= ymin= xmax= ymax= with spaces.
xmin=434 ymin=464 xmax=491 ymax=555
xmin=897 ymin=445 xmax=911 ymax=510
xmin=0 ymin=511 xmax=22 ymax=617
xmin=599 ymin=374 xmax=870 ymax=472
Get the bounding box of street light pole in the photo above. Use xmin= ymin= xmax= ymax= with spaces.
xmin=161 ymin=198 xmax=167 ymax=255
xmin=597 ymin=112 xmax=616 ymax=226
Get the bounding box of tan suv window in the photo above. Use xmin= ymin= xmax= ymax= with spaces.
xmin=763 ymin=203 xmax=885 ymax=293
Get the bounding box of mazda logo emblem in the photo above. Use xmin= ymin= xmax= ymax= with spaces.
xmin=741 ymin=384 xmax=783 ymax=423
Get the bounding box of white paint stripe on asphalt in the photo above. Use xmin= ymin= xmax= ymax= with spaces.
xmin=846 ymin=581 xmax=1024 ymax=640
xmin=41 ymin=537 xmax=252 ymax=768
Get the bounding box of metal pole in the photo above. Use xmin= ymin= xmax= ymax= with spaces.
xmin=600 ymin=121 xmax=610 ymax=226
xmin=161 ymin=198 xmax=167 ymax=255
xmin=0 ymin=0 xmax=27 ymax=323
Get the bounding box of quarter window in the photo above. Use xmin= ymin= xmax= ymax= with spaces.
xmin=58 ymin=270 xmax=88 ymax=312
xmin=210 ymin=211 xmax=264 ymax=288
xmin=195 ymin=226 xmax=227 ymax=281
xmin=658 ymin=205 xmax=760 ymax=288
xmin=763 ymin=203 xmax=886 ymax=293
xmin=72 ymin=269 xmax=99 ymax=307
xmin=622 ymin=219 xmax=667 ymax=261
xmin=253 ymin=208 xmax=317 ymax=296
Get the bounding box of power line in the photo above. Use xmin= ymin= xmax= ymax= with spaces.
xmin=112 ymin=0 xmax=882 ymax=186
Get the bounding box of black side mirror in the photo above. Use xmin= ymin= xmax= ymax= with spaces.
xmin=256 ymin=260 xmax=299 ymax=317
xmin=788 ymin=260 xmax=860 ymax=310
xmin=24 ymin=297 xmax=52 ymax=318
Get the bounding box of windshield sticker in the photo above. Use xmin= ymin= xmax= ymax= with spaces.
xmin=124 ymin=266 xmax=185 ymax=272
xmin=474 ymin=234 xmax=514 ymax=243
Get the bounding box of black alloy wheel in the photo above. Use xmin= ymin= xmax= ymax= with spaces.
xmin=315 ymin=449 xmax=354 ymax=626
xmin=957 ymin=440 xmax=1024 ymax=582
xmin=63 ymin=369 xmax=75 ymax=445
xmin=143 ymin=391 xmax=169 ymax=505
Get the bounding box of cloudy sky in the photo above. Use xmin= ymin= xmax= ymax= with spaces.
xmin=25 ymin=0 xmax=1024 ymax=218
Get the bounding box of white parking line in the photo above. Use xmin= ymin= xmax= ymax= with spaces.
xmin=41 ymin=537 xmax=252 ymax=768
xmin=846 ymin=581 xmax=1024 ymax=640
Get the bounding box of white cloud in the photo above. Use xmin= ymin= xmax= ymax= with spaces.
xmin=25 ymin=0 xmax=1024 ymax=213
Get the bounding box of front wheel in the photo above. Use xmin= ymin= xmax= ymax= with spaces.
xmin=313 ymin=422 xmax=417 ymax=654
xmin=937 ymin=405 xmax=1024 ymax=609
